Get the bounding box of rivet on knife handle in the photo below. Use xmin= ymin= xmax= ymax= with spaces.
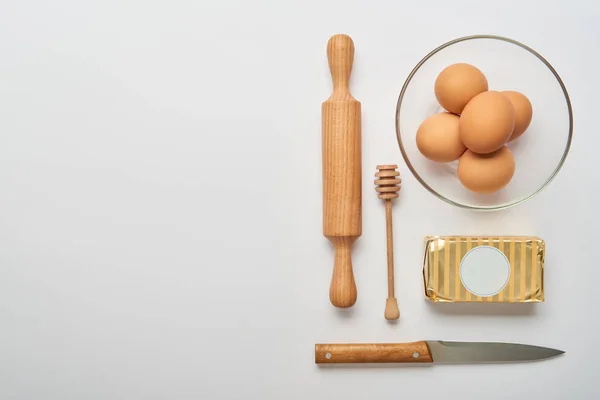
xmin=315 ymin=342 xmax=433 ymax=364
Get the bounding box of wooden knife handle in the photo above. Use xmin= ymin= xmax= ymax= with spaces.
xmin=315 ymin=342 xmax=433 ymax=364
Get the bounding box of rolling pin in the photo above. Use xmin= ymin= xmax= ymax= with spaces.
xmin=322 ymin=34 xmax=361 ymax=308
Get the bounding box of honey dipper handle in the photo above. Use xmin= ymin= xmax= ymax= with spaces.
xmin=329 ymin=237 xmax=357 ymax=308
xmin=385 ymin=200 xmax=395 ymax=298
xmin=327 ymin=34 xmax=354 ymax=96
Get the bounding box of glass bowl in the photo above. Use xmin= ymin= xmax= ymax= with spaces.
xmin=396 ymin=35 xmax=573 ymax=210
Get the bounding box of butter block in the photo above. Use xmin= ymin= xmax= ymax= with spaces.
xmin=423 ymin=236 xmax=544 ymax=303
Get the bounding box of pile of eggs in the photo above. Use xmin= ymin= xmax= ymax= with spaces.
xmin=416 ymin=63 xmax=533 ymax=194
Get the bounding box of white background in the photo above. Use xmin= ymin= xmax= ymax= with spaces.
xmin=0 ymin=0 xmax=597 ymax=399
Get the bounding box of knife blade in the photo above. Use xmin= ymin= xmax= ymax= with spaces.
xmin=315 ymin=341 xmax=564 ymax=364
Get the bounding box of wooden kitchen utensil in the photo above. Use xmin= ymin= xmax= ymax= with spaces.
xmin=315 ymin=341 xmax=564 ymax=364
xmin=322 ymin=34 xmax=361 ymax=308
xmin=375 ymin=165 xmax=401 ymax=320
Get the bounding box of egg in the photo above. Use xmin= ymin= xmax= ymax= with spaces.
xmin=416 ymin=112 xmax=466 ymax=162
xmin=457 ymin=147 xmax=515 ymax=193
xmin=459 ymin=91 xmax=515 ymax=154
xmin=434 ymin=63 xmax=488 ymax=114
xmin=502 ymin=91 xmax=533 ymax=141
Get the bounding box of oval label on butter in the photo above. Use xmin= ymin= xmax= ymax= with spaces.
xmin=459 ymin=246 xmax=510 ymax=297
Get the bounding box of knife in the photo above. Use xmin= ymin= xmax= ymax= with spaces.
xmin=315 ymin=341 xmax=564 ymax=364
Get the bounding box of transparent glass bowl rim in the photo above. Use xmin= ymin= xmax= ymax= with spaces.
xmin=395 ymin=34 xmax=574 ymax=211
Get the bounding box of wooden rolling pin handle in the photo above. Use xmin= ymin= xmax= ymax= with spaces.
xmin=327 ymin=34 xmax=354 ymax=95
xmin=315 ymin=342 xmax=433 ymax=364
xmin=329 ymin=236 xmax=357 ymax=308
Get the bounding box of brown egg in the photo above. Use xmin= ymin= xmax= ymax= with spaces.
xmin=459 ymin=91 xmax=515 ymax=154
xmin=434 ymin=63 xmax=488 ymax=114
xmin=457 ymin=147 xmax=515 ymax=193
xmin=416 ymin=112 xmax=466 ymax=162
xmin=502 ymin=91 xmax=533 ymax=141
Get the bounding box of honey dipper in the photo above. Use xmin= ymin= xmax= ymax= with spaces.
xmin=375 ymin=165 xmax=401 ymax=320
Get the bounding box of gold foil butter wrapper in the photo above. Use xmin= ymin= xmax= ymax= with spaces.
xmin=423 ymin=236 xmax=544 ymax=303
